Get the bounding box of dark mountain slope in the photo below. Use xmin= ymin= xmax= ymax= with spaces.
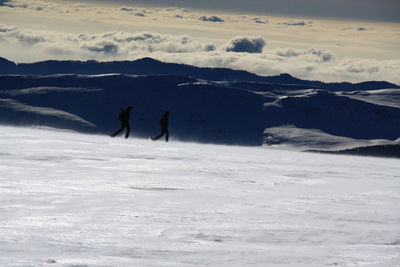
xmin=0 ymin=74 xmax=266 ymax=145
xmin=1 ymin=57 xmax=398 ymax=91
xmin=263 ymin=90 xmax=400 ymax=140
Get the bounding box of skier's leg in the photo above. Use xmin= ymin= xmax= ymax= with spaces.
xmin=125 ymin=124 xmax=131 ymax=139
xmin=151 ymin=133 xmax=163 ymax=140
xmin=151 ymin=127 xmax=164 ymax=140
xmin=111 ymin=124 xmax=124 ymax=137
xmin=165 ymin=129 xmax=169 ymax=142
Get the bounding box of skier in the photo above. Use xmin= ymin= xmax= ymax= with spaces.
xmin=151 ymin=110 xmax=170 ymax=142
xmin=110 ymin=106 xmax=132 ymax=138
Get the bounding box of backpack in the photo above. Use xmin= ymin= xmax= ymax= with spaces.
xmin=118 ymin=108 xmax=125 ymax=120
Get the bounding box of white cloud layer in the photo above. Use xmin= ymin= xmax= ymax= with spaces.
xmin=276 ymin=48 xmax=332 ymax=62
xmin=0 ymin=23 xmax=399 ymax=84
xmin=0 ymin=26 xmax=216 ymax=56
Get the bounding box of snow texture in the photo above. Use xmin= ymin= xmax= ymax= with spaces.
xmin=263 ymin=125 xmax=399 ymax=151
xmin=337 ymin=89 xmax=400 ymax=108
xmin=0 ymin=125 xmax=399 ymax=266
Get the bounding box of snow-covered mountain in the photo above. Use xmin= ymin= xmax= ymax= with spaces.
xmin=0 ymin=57 xmax=399 ymax=151
xmin=1 ymin=57 xmax=399 ymax=91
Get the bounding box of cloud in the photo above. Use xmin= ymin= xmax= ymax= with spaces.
xmin=203 ymin=44 xmax=216 ymax=51
xmin=225 ymin=36 xmax=266 ymax=53
xmin=82 ymin=41 xmax=119 ymax=55
xmin=1 ymin=0 xmax=39 ymax=9
xmin=0 ymin=24 xmax=17 ymax=32
xmin=163 ymin=7 xmax=188 ymax=13
xmin=16 ymin=32 xmax=46 ymax=45
xmin=253 ymin=18 xmax=268 ymax=24
xmin=199 ymin=16 xmax=224 ymax=22
xmin=0 ymin=26 xmax=47 ymax=45
xmin=120 ymin=6 xmax=136 ymax=12
xmin=342 ymin=26 xmax=368 ymax=31
xmin=148 ymin=47 xmax=400 ymax=85
xmin=276 ymin=48 xmax=332 ymax=62
xmin=0 ymin=26 xmax=216 ymax=58
xmin=281 ymin=21 xmax=312 ymax=26
xmin=0 ymin=24 xmax=399 ymax=85
xmin=119 ymin=6 xmax=146 ymax=16
xmin=0 ymin=0 xmax=11 ymax=6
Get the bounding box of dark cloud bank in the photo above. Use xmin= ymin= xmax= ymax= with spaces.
xmin=199 ymin=16 xmax=224 ymax=22
xmin=226 ymin=37 xmax=266 ymax=53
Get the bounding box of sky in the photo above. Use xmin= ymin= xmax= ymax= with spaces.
xmin=1 ymin=0 xmax=400 ymax=83
xmin=80 ymin=0 xmax=400 ymax=23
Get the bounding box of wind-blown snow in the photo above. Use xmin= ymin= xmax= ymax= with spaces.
xmin=3 ymin=86 xmax=103 ymax=97
xmin=0 ymin=98 xmax=96 ymax=127
xmin=0 ymin=126 xmax=399 ymax=266
xmin=263 ymin=125 xmax=399 ymax=151
xmin=337 ymin=89 xmax=400 ymax=108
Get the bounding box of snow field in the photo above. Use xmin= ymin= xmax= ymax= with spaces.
xmin=0 ymin=126 xmax=399 ymax=266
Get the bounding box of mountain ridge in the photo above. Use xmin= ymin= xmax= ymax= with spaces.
xmin=1 ymin=57 xmax=398 ymax=92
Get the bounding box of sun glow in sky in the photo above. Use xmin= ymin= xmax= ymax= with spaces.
xmin=1 ymin=0 xmax=399 ymax=83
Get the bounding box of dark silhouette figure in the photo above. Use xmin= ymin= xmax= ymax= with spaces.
xmin=110 ymin=106 xmax=132 ymax=138
xmin=151 ymin=111 xmax=170 ymax=142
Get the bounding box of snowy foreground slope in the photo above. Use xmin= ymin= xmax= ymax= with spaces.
xmin=0 ymin=126 xmax=399 ymax=267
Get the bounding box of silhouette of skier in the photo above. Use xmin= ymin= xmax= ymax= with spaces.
xmin=110 ymin=106 xmax=132 ymax=138
xmin=151 ymin=111 xmax=169 ymax=142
